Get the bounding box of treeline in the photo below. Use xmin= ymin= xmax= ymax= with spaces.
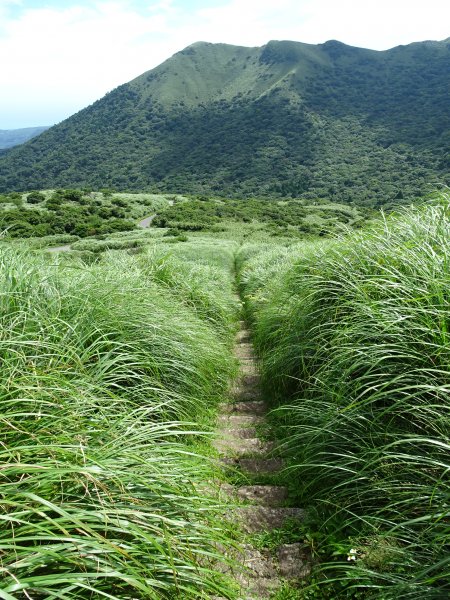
xmin=238 ymin=199 xmax=450 ymax=598
xmin=153 ymin=196 xmax=372 ymax=236
xmin=0 ymin=188 xmax=135 ymax=237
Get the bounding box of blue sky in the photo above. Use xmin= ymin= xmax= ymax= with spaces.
xmin=1 ymin=0 xmax=449 ymax=129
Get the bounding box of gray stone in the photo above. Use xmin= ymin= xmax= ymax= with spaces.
xmin=219 ymin=401 xmax=267 ymax=415
xmin=234 ymin=506 xmax=306 ymax=533
xmin=213 ymin=436 xmax=275 ymax=456
xmin=278 ymin=543 xmax=312 ymax=578
xmin=234 ymin=485 xmax=289 ymax=506
xmin=238 ymin=457 xmax=285 ymax=474
xmin=217 ymin=414 xmax=265 ymax=427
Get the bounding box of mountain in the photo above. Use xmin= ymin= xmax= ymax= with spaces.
xmin=0 ymin=39 xmax=449 ymax=205
xmin=0 ymin=126 xmax=50 ymax=150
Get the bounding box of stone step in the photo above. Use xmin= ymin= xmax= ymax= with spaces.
xmin=231 ymin=372 xmax=261 ymax=399
xmin=234 ymin=506 xmax=306 ymax=533
xmin=221 ymin=484 xmax=289 ymax=506
xmin=237 ymin=457 xmax=284 ymax=474
xmin=220 ymin=427 xmax=258 ymax=439
xmin=234 ymin=343 xmax=255 ymax=359
xmin=278 ymin=543 xmax=311 ymax=578
xmin=217 ymin=414 xmax=265 ymax=427
xmin=215 ymin=543 xmax=310 ymax=598
xmin=236 ymin=485 xmax=289 ymax=506
xmin=213 ymin=436 xmax=274 ymax=456
xmin=240 ymin=362 xmax=258 ymax=376
xmin=236 ymin=330 xmax=251 ymax=343
xmin=218 ymin=401 xmax=267 ymax=415
xmin=231 ymin=386 xmax=262 ymax=402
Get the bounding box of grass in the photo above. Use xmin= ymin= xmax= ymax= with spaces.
xmin=0 ymin=244 xmax=240 ymax=598
xmin=238 ymin=197 xmax=450 ymax=599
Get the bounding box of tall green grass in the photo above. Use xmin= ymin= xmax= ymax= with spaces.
xmin=0 ymin=245 xmax=237 ymax=598
xmin=239 ymin=200 xmax=450 ymax=598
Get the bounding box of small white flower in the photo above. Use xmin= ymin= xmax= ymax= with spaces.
xmin=347 ymin=548 xmax=357 ymax=561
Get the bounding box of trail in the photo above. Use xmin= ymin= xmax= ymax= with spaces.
xmin=137 ymin=214 xmax=156 ymax=228
xmin=46 ymin=244 xmax=71 ymax=253
xmin=213 ymin=317 xmax=310 ymax=598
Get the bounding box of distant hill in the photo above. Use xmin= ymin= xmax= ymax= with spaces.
xmin=0 ymin=39 xmax=449 ymax=205
xmin=0 ymin=126 xmax=50 ymax=149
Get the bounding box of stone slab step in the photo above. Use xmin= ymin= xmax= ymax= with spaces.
xmin=217 ymin=414 xmax=265 ymax=427
xmin=218 ymin=401 xmax=267 ymax=415
xmin=231 ymin=386 xmax=262 ymax=402
xmin=237 ymin=457 xmax=284 ymax=474
xmin=278 ymin=543 xmax=311 ymax=578
xmin=219 ymin=427 xmax=258 ymax=439
xmin=236 ymin=485 xmax=289 ymax=506
xmin=240 ymin=362 xmax=258 ymax=375
xmin=213 ymin=436 xmax=274 ymax=456
xmin=236 ymin=330 xmax=251 ymax=343
xmin=221 ymin=484 xmax=289 ymax=506
xmin=234 ymin=343 xmax=255 ymax=359
xmin=234 ymin=506 xmax=306 ymax=533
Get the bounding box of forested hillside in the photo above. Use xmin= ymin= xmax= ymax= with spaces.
xmin=0 ymin=39 xmax=448 ymax=205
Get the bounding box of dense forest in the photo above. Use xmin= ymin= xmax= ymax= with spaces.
xmin=0 ymin=39 xmax=448 ymax=204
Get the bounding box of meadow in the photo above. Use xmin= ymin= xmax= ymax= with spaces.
xmin=0 ymin=241 xmax=239 ymax=598
xmin=238 ymin=197 xmax=450 ymax=599
xmin=0 ymin=192 xmax=448 ymax=599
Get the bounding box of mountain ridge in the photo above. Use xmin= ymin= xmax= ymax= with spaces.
xmin=0 ymin=126 xmax=50 ymax=150
xmin=0 ymin=38 xmax=449 ymax=204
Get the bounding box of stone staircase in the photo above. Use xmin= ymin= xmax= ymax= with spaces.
xmin=213 ymin=321 xmax=310 ymax=599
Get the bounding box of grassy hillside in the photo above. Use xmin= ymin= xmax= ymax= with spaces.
xmin=0 ymin=39 xmax=448 ymax=203
xmin=238 ymin=198 xmax=450 ymax=598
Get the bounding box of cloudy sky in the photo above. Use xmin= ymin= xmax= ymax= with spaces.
xmin=1 ymin=0 xmax=449 ymax=128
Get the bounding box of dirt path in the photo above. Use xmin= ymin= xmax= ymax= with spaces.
xmin=137 ymin=214 xmax=156 ymax=228
xmin=213 ymin=320 xmax=310 ymax=599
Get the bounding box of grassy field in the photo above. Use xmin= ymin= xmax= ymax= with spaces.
xmin=0 ymin=241 xmax=240 ymax=598
xmin=239 ymin=198 xmax=450 ymax=599
xmin=1 ymin=189 xmax=449 ymax=598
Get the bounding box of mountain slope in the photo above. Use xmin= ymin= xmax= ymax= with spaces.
xmin=0 ymin=126 xmax=50 ymax=149
xmin=0 ymin=39 xmax=449 ymax=204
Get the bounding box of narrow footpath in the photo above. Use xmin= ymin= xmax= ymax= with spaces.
xmin=213 ymin=320 xmax=310 ymax=599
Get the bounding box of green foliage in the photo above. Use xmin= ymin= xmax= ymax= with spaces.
xmin=0 ymin=40 xmax=448 ymax=204
xmin=153 ymin=196 xmax=372 ymax=237
xmin=239 ymin=197 xmax=450 ymax=598
xmin=26 ymin=190 xmax=45 ymax=203
xmin=0 ymin=189 xmax=173 ymax=239
xmin=0 ymin=245 xmax=238 ymax=598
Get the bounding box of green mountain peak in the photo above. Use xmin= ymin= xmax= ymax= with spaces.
xmin=0 ymin=39 xmax=448 ymax=204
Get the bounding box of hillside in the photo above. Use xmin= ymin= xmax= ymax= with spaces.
xmin=0 ymin=39 xmax=449 ymax=204
xmin=0 ymin=126 xmax=49 ymax=149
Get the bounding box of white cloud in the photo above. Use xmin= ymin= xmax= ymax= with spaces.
xmin=0 ymin=0 xmax=449 ymax=128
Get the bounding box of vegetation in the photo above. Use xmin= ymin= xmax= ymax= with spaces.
xmin=0 ymin=189 xmax=174 ymax=238
xmin=152 ymin=196 xmax=372 ymax=236
xmin=0 ymin=40 xmax=448 ymax=203
xmin=238 ymin=198 xmax=450 ymax=598
xmin=0 ymin=243 xmax=239 ymax=598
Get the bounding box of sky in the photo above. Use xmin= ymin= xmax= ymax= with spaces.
xmin=0 ymin=0 xmax=449 ymax=129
